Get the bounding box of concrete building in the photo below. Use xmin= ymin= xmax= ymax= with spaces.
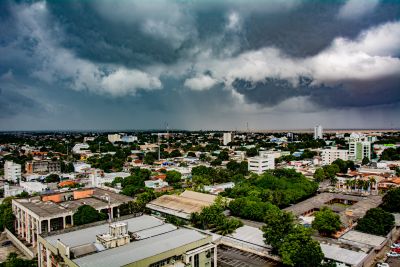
xmin=223 ymin=132 xmax=232 ymax=146
xmin=248 ymin=155 xmax=275 ymax=174
xmin=25 ymin=160 xmax=61 ymax=174
xmin=121 ymin=135 xmax=138 ymax=143
xmin=147 ymin=190 xmax=218 ymax=220
xmin=349 ymin=141 xmax=371 ymax=161
xmin=37 ymin=215 xmax=216 ymax=267
xmin=321 ymin=147 xmax=349 ymax=165
xmin=12 ymin=188 xmax=133 ymax=247
xmin=72 ymin=143 xmax=90 ymax=154
xmin=4 ymin=160 xmax=21 ymax=182
xmin=108 ymin=134 xmax=121 ymax=143
xmin=314 ymin=125 xmax=323 ymax=140
xmin=73 ymin=162 xmax=92 ymax=173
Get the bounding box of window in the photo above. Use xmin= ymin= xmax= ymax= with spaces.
xmin=194 ymin=254 xmax=199 ymax=267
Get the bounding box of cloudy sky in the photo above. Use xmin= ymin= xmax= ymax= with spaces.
xmin=0 ymin=0 xmax=399 ymax=131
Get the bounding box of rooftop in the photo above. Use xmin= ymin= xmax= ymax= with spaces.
xmin=339 ymin=230 xmax=387 ymax=248
xmin=320 ymin=243 xmax=367 ymax=266
xmin=44 ymin=215 xmax=209 ymax=267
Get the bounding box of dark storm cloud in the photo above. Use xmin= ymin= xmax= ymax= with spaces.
xmin=0 ymin=0 xmax=399 ymax=130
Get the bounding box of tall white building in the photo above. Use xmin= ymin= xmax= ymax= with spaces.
xmin=108 ymin=134 xmax=121 ymax=143
xmin=223 ymin=132 xmax=232 ymax=146
xmin=314 ymin=125 xmax=323 ymax=140
xmin=248 ymin=155 xmax=275 ymax=174
xmin=4 ymin=161 xmax=21 ymax=182
xmin=321 ymin=147 xmax=348 ymax=165
xmin=349 ymin=141 xmax=371 ymax=161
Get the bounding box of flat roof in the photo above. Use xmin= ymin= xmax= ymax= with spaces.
xmin=46 ymin=215 xmax=164 ymax=248
xmin=14 ymin=198 xmax=72 ymax=217
xmin=339 ymin=230 xmax=386 ymax=248
xmin=228 ymin=225 xmax=268 ymax=248
xmin=146 ymin=191 xmax=217 ymax=219
xmin=320 ymin=243 xmax=367 ymax=266
xmin=73 ymin=228 xmax=207 ymax=267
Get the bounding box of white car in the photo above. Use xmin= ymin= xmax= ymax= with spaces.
xmin=376 ymin=263 xmax=389 ymax=267
xmin=387 ymin=251 xmax=400 ymax=257
xmin=391 ymin=243 xmax=400 ymax=249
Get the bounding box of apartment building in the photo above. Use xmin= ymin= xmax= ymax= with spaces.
xmin=4 ymin=160 xmax=21 ymax=182
xmin=223 ymin=132 xmax=232 ymax=146
xmin=314 ymin=125 xmax=323 ymax=140
xmin=25 ymin=160 xmax=61 ymax=174
xmin=349 ymin=141 xmax=371 ymax=161
xmin=248 ymin=155 xmax=275 ymax=174
xmin=321 ymin=147 xmax=349 ymax=165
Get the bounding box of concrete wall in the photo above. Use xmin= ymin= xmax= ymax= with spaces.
xmin=5 ymin=228 xmax=35 ymax=259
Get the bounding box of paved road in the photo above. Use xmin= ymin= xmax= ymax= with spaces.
xmin=217 ymin=245 xmax=280 ymax=267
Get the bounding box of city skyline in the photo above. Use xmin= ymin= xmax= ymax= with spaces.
xmin=1 ymin=0 xmax=399 ymax=130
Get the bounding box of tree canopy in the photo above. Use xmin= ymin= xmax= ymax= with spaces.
xmin=381 ymin=187 xmax=400 ymax=213
xmin=355 ymin=208 xmax=395 ymax=236
xmin=73 ymin=205 xmax=107 ymax=226
xmin=312 ymin=207 xmax=342 ymax=236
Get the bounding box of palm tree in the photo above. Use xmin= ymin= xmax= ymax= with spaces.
xmin=368 ymin=177 xmax=376 ymax=194
xmin=344 ymin=180 xmax=352 ymax=192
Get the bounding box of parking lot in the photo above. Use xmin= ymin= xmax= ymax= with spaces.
xmin=217 ymin=245 xmax=280 ymax=267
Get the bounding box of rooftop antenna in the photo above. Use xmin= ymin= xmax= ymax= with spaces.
xmin=158 ymin=133 xmax=161 ymax=160
xmin=246 ymin=122 xmax=249 ymax=132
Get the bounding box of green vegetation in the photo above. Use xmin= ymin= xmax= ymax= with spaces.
xmin=355 ymin=208 xmax=394 ymax=236
xmin=191 ymin=163 xmax=247 ymax=187
xmin=380 ymin=147 xmax=400 ymax=161
xmin=223 ymin=169 xmax=318 ymax=208
xmin=165 ymin=214 xmax=187 ymax=226
xmin=73 ymin=205 xmax=107 ymax=226
xmin=279 ymin=227 xmax=324 ymax=267
xmin=190 ymin=204 xmax=243 ymax=235
xmin=0 ymin=252 xmax=37 ymax=267
xmin=229 ymin=197 xmax=280 ymax=221
xmin=381 ymin=187 xmax=400 ymax=212
xmin=0 ymin=197 xmax=15 ymax=232
xmin=362 ymin=157 xmax=370 ymax=165
xmin=45 ymin=173 xmax=60 ymax=183
xmin=312 ymin=207 xmax=342 ymax=236
xmin=165 ymin=170 xmax=182 ymax=186
xmin=262 ymin=209 xmax=324 ymax=266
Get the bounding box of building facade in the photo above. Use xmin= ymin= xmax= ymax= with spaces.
xmin=321 ymin=148 xmax=349 ymax=165
xmin=25 ymin=160 xmax=61 ymax=174
xmin=314 ymin=125 xmax=323 ymax=140
xmin=223 ymin=132 xmax=232 ymax=146
xmin=37 ymin=215 xmax=216 ymax=267
xmin=349 ymin=141 xmax=371 ymax=161
xmin=248 ymin=155 xmax=275 ymax=174
xmin=4 ymin=160 xmax=21 ymax=182
xmin=108 ymin=134 xmax=121 ymax=143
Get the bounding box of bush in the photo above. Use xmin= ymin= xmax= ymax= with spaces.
xmin=355 ymin=208 xmax=394 ymax=236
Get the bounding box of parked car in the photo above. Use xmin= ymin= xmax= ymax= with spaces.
xmin=387 ymin=251 xmax=400 ymax=257
xmin=376 ymin=263 xmax=389 ymax=267
xmin=391 ymin=243 xmax=400 ymax=249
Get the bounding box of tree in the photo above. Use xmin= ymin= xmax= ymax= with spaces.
xmin=362 ymin=157 xmax=370 ymax=166
xmin=246 ymin=147 xmax=258 ymax=157
xmin=73 ymin=205 xmax=107 ymax=226
xmin=313 ymin=168 xmax=325 ymax=182
xmin=381 ymin=187 xmax=400 ymax=213
xmin=355 ymin=208 xmax=395 ymax=236
xmin=262 ymin=210 xmax=295 ymax=251
xmin=332 ymin=159 xmax=348 ymax=173
xmin=45 ymin=174 xmax=60 ymax=183
xmin=1 ymin=252 xmax=38 ymax=267
xmin=218 ymin=151 xmax=229 ymax=161
xmin=312 ymin=207 xmax=341 ymax=236
xmin=143 ymin=153 xmax=155 ymax=165
xmin=187 ymin=151 xmax=196 ymax=157
xmin=169 ymin=149 xmax=182 ymax=158
xmin=279 ymin=227 xmax=324 ymax=267
xmin=210 ymin=158 xmax=222 ymax=166
xmin=165 ymin=170 xmax=182 ymax=185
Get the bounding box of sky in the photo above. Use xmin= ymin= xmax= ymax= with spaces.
xmin=0 ymin=0 xmax=399 ymax=131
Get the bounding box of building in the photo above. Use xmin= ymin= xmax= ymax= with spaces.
xmin=321 ymin=147 xmax=349 ymax=165
xmin=4 ymin=160 xmax=21 ymax=182
xmin=108 ymin=134 xmax=121 ymax=143
xmin=73 ymin=162 xmax=92 ymax=173
xmin=248 ymin=155 xmax=275 ymax=174
xmin=121 ymin=135 xmax=138 ymax=143
xmin=12 ymin=188 xmax=133 ymax=247
xmin=25 ymin=160 xmax=61 ymax=174
xmin=37 ymin=215 xmax=216 ymax=267
xmin=72 ymin=143 xmax=90 ymax=154
xmin=223 ymin=132 xmax=232 ymax=146
xmin=314 ymin=125 xmax=323 ymax=140
xmin=147 ymin=190 xmax=218 ymax=220
xmin=349 ymin=141 xmax=371 ymax=161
